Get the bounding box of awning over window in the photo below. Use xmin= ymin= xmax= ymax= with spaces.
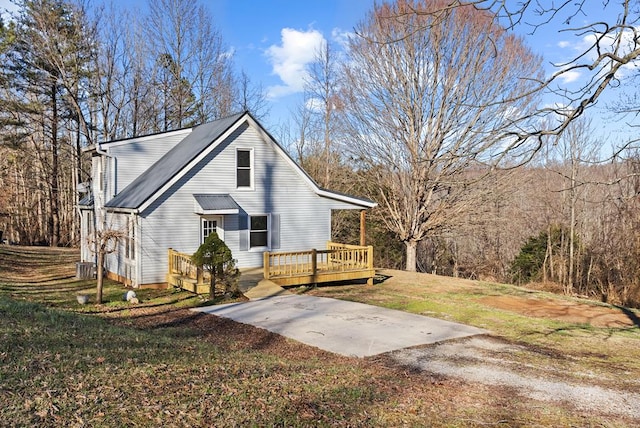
xmin=193 ymin=194 xmax=240 ymax=215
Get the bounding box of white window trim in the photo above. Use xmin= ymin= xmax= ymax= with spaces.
xmin=236 ymin=147 xmax=254 ymax=190
xmin=201 ymin=215 xmax=224 ymax=244
xmin=248 ymin=213 xmax=270 ymax=251
xmin=125 ymin=216 xmax=135 ymax=261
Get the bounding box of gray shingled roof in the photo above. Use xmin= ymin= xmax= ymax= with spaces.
xmin=104 ymin=112 xmax=245 ymax=210
xmin=193 ymin=194 xmax=240 ymax=212
xmin=78 ymin=194 xmax=94 ymax=207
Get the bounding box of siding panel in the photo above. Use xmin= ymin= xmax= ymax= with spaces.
xmin=107 ymin=130 xmax=190 ymax=194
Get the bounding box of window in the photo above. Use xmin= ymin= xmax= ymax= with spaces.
xmin=125 ymin=217 xmax=135 ymax=260
xmin=240 ymin=214 xmax=278 ymax=251
xmin=236 ymin=149 xmax=252 ymax=188
xmin=250 ymin=215 xmax=268 ymax=248
xmin=202 ymin=219 xmax=217 ymax=243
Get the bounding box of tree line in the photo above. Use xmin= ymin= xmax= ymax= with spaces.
xmin=2 ymin=0 xmax=640 ymax=307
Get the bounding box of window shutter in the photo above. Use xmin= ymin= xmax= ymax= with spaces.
xmin=238 ymin=214 xmax=249 ymax=251
xmin=270 ymin=214 xmax=280 ymax=250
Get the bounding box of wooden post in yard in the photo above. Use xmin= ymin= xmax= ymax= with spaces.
xmin=360 ymin=210 xmax=366 ymax=246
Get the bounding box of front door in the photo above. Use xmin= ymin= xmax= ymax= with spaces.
xmin=201 ymin=215 xmax=224 ymax=243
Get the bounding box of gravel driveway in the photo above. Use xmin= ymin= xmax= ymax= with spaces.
xmin=390 ymin=336 xmax=640 ymax=419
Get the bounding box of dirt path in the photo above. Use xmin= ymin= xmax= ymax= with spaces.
xmin=379 ymin=269 xmax=639 ymax=329
xmin=481 ymin=295 xmax=639 ymax=328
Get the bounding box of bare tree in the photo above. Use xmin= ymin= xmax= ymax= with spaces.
xmin=236 ymin=70 xmax=270 ymax=121
xmin=304 ymin=41 xmax=343 ymax=188
xmin=88 ymin=227 xmax=125 ymax=304
xmin=285 ymin=94 xmax=315 ymax=170
xmin=418 ymin=1 xmax=640 ymax=147
xmin=548 ymin=119 xmax=599 ymax=294
xmin=343 ymin=0 xmax=544 ymax=271
xmin=145 ymin=0 xmax=236 ymax=129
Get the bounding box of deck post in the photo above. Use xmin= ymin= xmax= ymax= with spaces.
xmin=367 ymin=245 xmax=374 ymax=286
xmin=168 ymin=248 xmax=174 ymax=274
xmin=263 ymin=251 xmax=270 ymax=279
xmin=311 ymin=248 xmax=317 ymax=286
xmin=311 ymin=249 xmax=317 ymax=274
xmin=360 ymin=210 xmax=366 ymax=246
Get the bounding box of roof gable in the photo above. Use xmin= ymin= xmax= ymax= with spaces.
xmin=104 ymin=112 xmax=244 ymax=211
xmin=104 ymin=111 xmax=376 ymax=212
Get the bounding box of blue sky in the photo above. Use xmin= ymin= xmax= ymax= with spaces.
xmin=0 ymin=0 xmax=632 ymax=147
xmin=208 ymin=0 xmax=374 ymax=126
xmin=211 ymin=0 xmax=625 ymax=133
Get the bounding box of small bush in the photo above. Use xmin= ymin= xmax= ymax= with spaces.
xmin=191 ymin=232 xmax=240 ymax=299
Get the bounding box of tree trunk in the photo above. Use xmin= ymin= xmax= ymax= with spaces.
xmin=405 ymin=240 xmax=417 ymax=272
xmin=50 ymin=83 xmax=60 ymax=246
xmin=96 ymin=250 xmax=104 ymax=304
xmin=209 ymin=266 xmax=216 ymax=300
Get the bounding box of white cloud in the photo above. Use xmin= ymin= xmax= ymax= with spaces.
xmin=557 ymin=69 xmax=581 ymax=84
xmin=265 ymin=28 xmax=325 ymax=99
xmin=305 ymin=96 xmax=323 ymax=112
xmin=331 ymin=27 xmax=354 ymax=49
xmin=552 ymin=27 xmax=640 ymax=84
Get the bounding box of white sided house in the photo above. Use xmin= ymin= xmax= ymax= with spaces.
xmin=78 ymin=112 xmax=376 ymax=288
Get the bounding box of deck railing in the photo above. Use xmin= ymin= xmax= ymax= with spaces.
xmin=264 ymin=241 xmax=374 ymax=284
xmin=168 ymin=242 xmax=375 ymax=292
xmin=167 ymin=248 xmax=207 ymax=285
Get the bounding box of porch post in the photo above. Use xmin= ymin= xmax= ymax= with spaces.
xmin=360 ymin=210 xmax=366 ymax=246
xmin=263 ymin=251 xmax=270 ymax=279
xmin=168 ymin=248 xmax=174 ymax=274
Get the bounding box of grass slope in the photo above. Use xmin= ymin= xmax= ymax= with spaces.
xmin=1 ymin=245 xmax=639 ymax=427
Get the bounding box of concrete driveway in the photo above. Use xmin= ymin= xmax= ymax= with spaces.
xmin=192 ymin=295 xmax=487 ymax=357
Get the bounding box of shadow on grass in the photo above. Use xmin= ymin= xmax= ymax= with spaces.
xmin=1 ymin=280 xmax=94 ymax=293
xmin=614 ymin=305 xmax=640 ymax=328
xmin=294 ymin=274 xmax=392 ymax=295
xmin=532 ymin=322 xmax=637 ymax=343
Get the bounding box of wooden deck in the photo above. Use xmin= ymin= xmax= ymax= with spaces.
xmin=263 ymin=242 xmax=375 ymax=287
xmin=167 ymin=242 xmax=375 ymax=294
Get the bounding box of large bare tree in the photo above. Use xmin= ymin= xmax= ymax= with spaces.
xmin=304 ymin=41 xmax=343 ymax=188
xmin=343 ymin=0 xmax=544 ymax=271
xmin=422 ymin=1 xmax=640 ymax=146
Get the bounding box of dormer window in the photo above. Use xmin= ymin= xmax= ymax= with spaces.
xmin=236 ymin=148 xmax=253 ymax=189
